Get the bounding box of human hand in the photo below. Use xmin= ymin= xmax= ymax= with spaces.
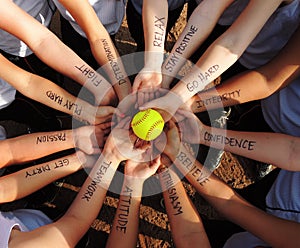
xmin=176 ymin=109 xmax=202 ymax=144
xmin=104 ymin=117 xmax=152 ymax=162
xmin=95 ymin=86 xmax=118 ymax=107
xmin=73 ymin=123 xmax=112 ymax=154
xmin=76 ymin=150 xmax=99 ymax=170
xmin=132 ymin=69 xmax=162 ymax=94
xmin=155 ymin=120 xmax=181 ymax=161
xmin=93 ymin=105 xmax=123 ymax=125
xmin=124 ymin=156 xmax=161 ymax=181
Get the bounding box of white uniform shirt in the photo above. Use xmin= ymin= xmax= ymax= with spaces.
xmin=52 ymin=0 xmax=126 ymax=36
xmin=0 ymin=209 xmax=52 ymax=248
xmin=0 ymin=0 xmax=55 ymax=57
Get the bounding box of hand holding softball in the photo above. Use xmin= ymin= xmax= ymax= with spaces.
xmin=107 ymin=117 xmax=151 ymax=161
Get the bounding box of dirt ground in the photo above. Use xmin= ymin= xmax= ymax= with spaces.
xmin=0 ymin=5 xmax=264 ymax=248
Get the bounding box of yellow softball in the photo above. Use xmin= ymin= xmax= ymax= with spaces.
xmin=131 ymin=109 xmax=165 ymax=141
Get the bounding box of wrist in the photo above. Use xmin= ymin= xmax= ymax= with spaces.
xmin=122 ymin=176 xmax=144 ymax=197
xmin=144 ymin=52 xmax=164 ymax=72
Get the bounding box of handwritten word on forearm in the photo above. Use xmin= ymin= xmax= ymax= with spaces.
xmin=204 ymin=131 xmax=256 ymax=151
xmin=75 ymin=64 xmax=103 ymax=87
xmin=46 ymin=90 xmax=82 ymax=116
xmin=116 ymin=185 xmax=133 ymax=233
xmin=25 ymin=158 xmax=69 ymax=178
xmin=153 ymin=16 xmax=165 ymax=47
xmin=161 ymin=169 xmax=183 ymax=215
xmin=101 ymin=39 xmax=126 ymax=85
xmin=196 ymin=89 xmax=241 ymax=108
xmin=186 ymin=65 xmax=220 ymax=93
xmin=81 ymin=160 xmax=112 ymax=202
xmin=36 ymin=133 xmax=66 ymax=144
xmin=176 ymin=151 xmax=209 ymax=186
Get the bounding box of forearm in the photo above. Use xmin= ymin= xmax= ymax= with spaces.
xmin=171 ymin=145 xmax=300 ymax=247
xmin=159 ymin=165 xmax=210 ymax=248
xmin=200 ymin=124 xmax=300 ymax=171
xmin=91 ymin=37 xmax=131 ymax=101
xmin=106 ymin=177 xmax=143 ymax=248
xmin=0 ymin=153 xmax=82 ymax=203
xmin=162 ymin=0 xmax=232 ymax=88
xmin=53 ymin=153 xmax=120 ymax=246
xmin=170 ymin=0 xmax=283 ymax=104
xmin=1 ymin=130 xmax=74 ymax=167
xmin=25 ymin=73 xmax=97 ymax=123
xmin=142 ymin=0 xmax=168 ymax=70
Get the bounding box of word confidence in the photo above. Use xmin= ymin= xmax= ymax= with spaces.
xmin=204 ymin=131 xmax=256 ymax=151
xmin=186 ymin=65 xmax=220 ymax=92
xmin=82 ymin=160 xmax=112 ymax=202
xmin=36 ymin=133 xmax=66 ymax=144
xmin=161 ymin=169 xmax=183 ymax=215
xmin=153 ymin=16 xmax=165 ymax=47
xmin=101 ymin=39 xmax=127 ymax=85
xmin=196 ymin=89 xmax=241 ymax=108
xmin=116 ymin=186 xmax=133 ymax=233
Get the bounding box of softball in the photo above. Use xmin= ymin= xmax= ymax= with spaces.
xmin=131 ymin=109 xmax=165 ymax=141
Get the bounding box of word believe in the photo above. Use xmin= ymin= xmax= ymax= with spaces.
xmin=176 ymin=151 xmax=210 ymax=186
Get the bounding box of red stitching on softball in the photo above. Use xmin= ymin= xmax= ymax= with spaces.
xmin=131 ymin=109 xmax=151 ymax=127
xmin=146 ymin=119 xmax=164 ymax=140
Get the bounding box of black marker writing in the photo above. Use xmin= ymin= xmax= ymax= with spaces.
xmin=82 ymin=161 xmax=112 ymax=202
xmin=101 ymin=39 xmax=126 ymax=85
xmin=153 ymin=16 xmax=165 ymax=47
xmin=75 ymin=65 xmax=103 ymax=87
xmin=161 ymin=169 xmax=183 ymax=215
xmin=116 ymin=186 xmax=133 ymax=233
xmin=36 ymin=133 xmax=66 ymax=144
xmin=204 ymin=131 xmax=256 ymax=151
xmin=196 ymin=89 xmax=241 ymax=108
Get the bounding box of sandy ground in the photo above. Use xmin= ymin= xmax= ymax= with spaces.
xmin=0 ymin=5 xmax=262 ymax=248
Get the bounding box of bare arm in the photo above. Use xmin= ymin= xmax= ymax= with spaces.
xmin=0 ymin=152 xmax=87 ymax=203
xmin=169 ymin=144 xmax=300 ymax=248
xmin=159 ymin=157 xmax=210 ymax=248
xmin=107 ymin=157 xmax=160 ymax=247
xmin=131 ymin=0 xmax=168 ymax=93
xmin=187 ymin=24 xmax=300 ymax=113
xmin=0 ymin=124 xmax=110 ymax=168
xmin=142 ymin=0 xmax=284 ymax=118
xmin=7 ymin=118 xmax=149 ymax=247
xmin=0 ymin=0 xmax=113 ymax=105
xmin=162 ymin=0 xmax=234 ymax=88
xmin=57 ymin=0 xmax=131 ymax=101
xmin=179 ymin=112 xmax=300 ymax=171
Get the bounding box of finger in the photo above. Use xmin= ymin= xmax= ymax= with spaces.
xmin=117 ymin=116 xmax=131 ymax=129
xmin=132 ymin=76 xmax=141 ymax=94
xmin=144 ymin=92 xmax=149 ymax=103
xmin=137 ymin=91 xmax=145 ymax=107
